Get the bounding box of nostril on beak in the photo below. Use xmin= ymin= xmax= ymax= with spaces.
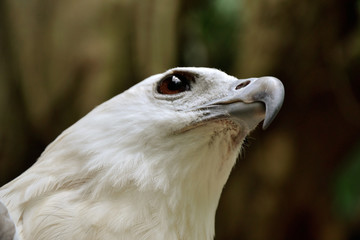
xmin=235 ymin=80 xmax=250 ymax=90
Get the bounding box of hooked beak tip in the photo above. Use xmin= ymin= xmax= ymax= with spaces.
xmin=258 ymin=77 xmax=285 ymax=130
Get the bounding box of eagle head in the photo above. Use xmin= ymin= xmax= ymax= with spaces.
xmin=0 ymin=67 xmax=284 ymax=240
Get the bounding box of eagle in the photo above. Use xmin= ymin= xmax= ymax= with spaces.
xmin=0 ymin=67 xmax=284 ymax=240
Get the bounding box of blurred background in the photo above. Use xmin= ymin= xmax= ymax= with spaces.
xmin=0 ymin=0 xmax=360 ymax=239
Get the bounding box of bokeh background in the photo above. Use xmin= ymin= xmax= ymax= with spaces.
xmin=1 ymin=0 xmax=360 ymax=239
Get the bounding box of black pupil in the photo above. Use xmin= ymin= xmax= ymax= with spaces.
xmin=168 ymin=76 xmax=187 ymax=91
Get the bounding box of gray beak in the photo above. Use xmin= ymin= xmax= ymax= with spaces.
xmin=235 ymin=76 xmax=285 ymax=129
xmin=208 ymin=77 xmax=285 ymax=130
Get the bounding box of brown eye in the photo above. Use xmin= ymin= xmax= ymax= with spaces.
xmin=157 ymin=74 xmax=191 ymax=95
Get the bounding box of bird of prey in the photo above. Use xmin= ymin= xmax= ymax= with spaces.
xmin=0 ymin=67 xmax=284 ymax=240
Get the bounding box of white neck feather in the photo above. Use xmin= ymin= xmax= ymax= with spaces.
xmin=75 ymin=122 xmax=244 ymax=240
xmin=1 ymin=100 xmax=245 ymax=240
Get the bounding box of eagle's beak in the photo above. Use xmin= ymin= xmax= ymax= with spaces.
xmin=208 ymin=77 xmax=285 ymax=130
xmin=231 ymin=76 xmax=284 ymax=129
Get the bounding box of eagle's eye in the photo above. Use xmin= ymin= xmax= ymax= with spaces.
xmin=157 ymin=74 xmax=191 ymax=95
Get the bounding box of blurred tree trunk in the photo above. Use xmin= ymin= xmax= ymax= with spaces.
xmin=216 ymin=0 xmax=360 ymax=240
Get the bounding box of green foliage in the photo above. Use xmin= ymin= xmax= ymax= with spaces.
xmin=334 ymin=141 xmax=360 ymax=220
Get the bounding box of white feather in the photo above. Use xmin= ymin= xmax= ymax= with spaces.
xmin=0 ymin=67 xmax=270 ymax=240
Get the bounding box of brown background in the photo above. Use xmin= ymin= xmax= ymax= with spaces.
xmin=1 ymin=0 xmax=360 ymax=239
